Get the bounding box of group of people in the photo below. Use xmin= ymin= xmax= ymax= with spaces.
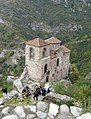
xmin=33 ymin=86 xmax=50 ymax=101
xmin=1 ymin=83 xmax=51 ymax=101
xmin=22 ymin=86 xmax=31 ymax=98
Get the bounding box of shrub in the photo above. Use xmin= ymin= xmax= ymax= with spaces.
xmin=67 ymin=80 xmax=91 ymax=104
xmin=69 ymin=64 xmax=80 ymax=83
xmin=53 ymin=82 xmax=67 ymax=95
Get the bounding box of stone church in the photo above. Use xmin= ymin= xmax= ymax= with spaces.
xmin=25 ymin=37 xmax=70 ymax=83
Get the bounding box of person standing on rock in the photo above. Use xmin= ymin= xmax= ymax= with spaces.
xmin=41 ymin=87 xmax=46 ymax=96
xmin=33 ymin=91 xmax=38 ymax=101
xmin=2 ymin=87 xmax=8 ymax=96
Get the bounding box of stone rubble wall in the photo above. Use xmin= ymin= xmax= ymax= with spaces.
xmin=0 ymin=101 xmax=91 ymax=119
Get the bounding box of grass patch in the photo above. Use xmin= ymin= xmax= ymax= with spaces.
xmin=5 ymin=97 xmax=32 ymax=107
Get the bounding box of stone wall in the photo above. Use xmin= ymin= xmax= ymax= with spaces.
xmin=1 ymin=101 xmax=91 ymax=119
xmin=25 ymin=43 xmax=70 ymax=82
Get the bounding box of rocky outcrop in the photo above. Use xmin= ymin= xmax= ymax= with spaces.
xmin=44 ymin=92 xmax=74 ymax=103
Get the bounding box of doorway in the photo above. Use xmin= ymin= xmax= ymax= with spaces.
xmin=46 ymin=76 xmax=49 ymax=82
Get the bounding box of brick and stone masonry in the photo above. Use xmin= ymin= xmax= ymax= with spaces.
xmin=25 ymin=37 xmax=70 ymax=83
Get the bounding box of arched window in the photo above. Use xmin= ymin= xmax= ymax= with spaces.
xmin=42 ymin=48 xmax=47 ymax=58
xmin=57 ymin=58 xmax=59 ymax=66
xmin=44 ymin=64 xmax=47 ymax=73
xmin=30 ymin=48 xmax=34 ymax=59
xmin=46 ymin=76 xmax=49 ymax=82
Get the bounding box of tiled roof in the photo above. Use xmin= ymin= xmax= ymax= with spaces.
xmin=61 ymin=45 xmax=70 ymax=53
xmin=45 ymin=37 xmax=61 ymax=44
xmin=25 ymin=38 xmax=49 ymax=47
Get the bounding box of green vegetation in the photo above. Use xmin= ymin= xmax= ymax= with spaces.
xmin=69 ymin=64 xmax=80 ymax=83
xmin=0 ymin=0 xmax=91 ymax=42
xmin=54 ymin=82 xmax=67 ymax=95
xmin=54 ymin=63 xmax=91 ymax=112
xmin=5 ymin=97 xmax=32 ymax=106
xmin=67 ymin=35 xmax=91 ymax=76
xmin=0 ymin=55 xmax=25 ymax=96
xmin=54 ymin=76 xmax=91 ymax=112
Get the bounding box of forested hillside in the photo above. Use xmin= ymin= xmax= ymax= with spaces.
xmin=0 ymin=0 xmax=91 ymax=75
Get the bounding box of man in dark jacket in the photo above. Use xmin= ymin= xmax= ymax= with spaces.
xmin=2 ymin=87 xmax=7 ymax=95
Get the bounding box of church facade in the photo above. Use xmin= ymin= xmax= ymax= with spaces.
xmin=25 ymin=37 xmax=70 ymax=83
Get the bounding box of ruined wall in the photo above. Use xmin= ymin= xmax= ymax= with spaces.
xmin=25 ymin=44 xmax=70 ymax=82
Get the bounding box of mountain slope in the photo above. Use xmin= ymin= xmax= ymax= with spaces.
xmin=0 ymin=0 xmax=91 ymax=41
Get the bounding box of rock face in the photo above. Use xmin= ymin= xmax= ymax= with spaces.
xmin=60 ymin=104 xmax=70 ymax=114
xmin=45 ymin=92 xmax=74 ymax=103
xmin=49 ymin=103 xmax=59 ymax=116
xmin=1 ymin=107 xmax=10 ymax=115
xmin=27 ymin=114 xmax=36 ymax=119
xmin=70 ymin=106 xmax=82 ymax=117
xmin=14 ymin=79 xmax=23 ymax=93
xmin=36 ymin=111 xmax=47 ymax=119
xmin=57 ymin=113 xmax=75 ymax=119
xmin=76 ymin=113 xmax=91 ymax=119
xmin=2 ymin=115 xmax=18 ymax=119
xmin=14 ymin=106 xmax=26 ymax=118
xmin=58 ymin=104 xmax=75 ymax=119
xmin=37 ymin=101 xmax=48 ymax=113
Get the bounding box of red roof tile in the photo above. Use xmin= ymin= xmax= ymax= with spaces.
xmin=45 ymin=37 xmax=61 ymax=44
xmin=61 ymin=45 xmax=70 ymax=53
xmin=25 ymin=38 xmax=49 ymax=47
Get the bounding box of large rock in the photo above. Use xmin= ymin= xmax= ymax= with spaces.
xmin=20 ymin=67 xmax=28 ymax=80
xmin=26 ymin=105 xmax=36 ymax=113
xmin=76 ymin=113 xmax=91 ymax=119
xmin=27 ymin=114 xmax=36 ymax=119
xmin=14 ymin=79 xmax=23 ymax=93
xmin=1 ymin=107 xmax=10 ymax=115
xmin=56 ymin=113 xmax=75 ymax=119
xmin=37 ymin=101 xmax=48 ymax=113
xmin=36 ymin=111 xmax=47 ymax=119
xmin=60 ymin=104 xmax=70 ymax=114
xmin=2 ymin=115 xmax=18 ymax=119
xmin=45 ymin=92 xmax=74 ymax=103
xmin=49 ymin=103 xmax=59 ymax=116
xmin=70 ymin=106 xmax=82 ymax=117
xmin=48 ymin=113 xmax=54 ymax=118
xmin=14 ymin=106 xmax=26 ymax=118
